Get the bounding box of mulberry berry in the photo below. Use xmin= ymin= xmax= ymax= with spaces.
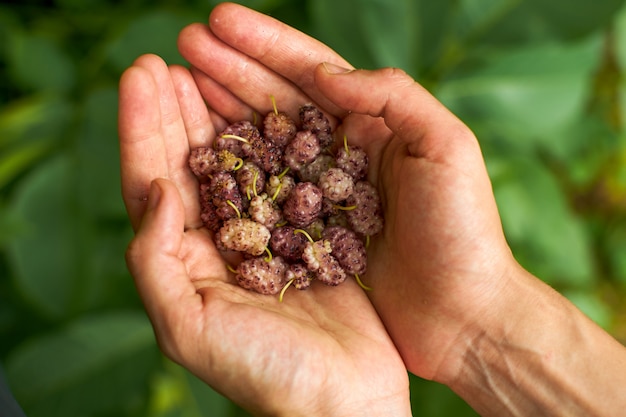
xmin=264 ymin=111 xmax=297 ymax=147
xmin=286 ymin=263 xmax=312 ymax=290
xmin=189 ymin=100 xmax=385 ymax=297
xmin=269 ymin=225 xmax=308 ymax=262
xmin=300 ymin=104 xmax=333 ymax=149
xmin=322 ymin=225 xmax=367 ymax=275
xmin=283 ymin=130 xmax=320 ymax=172
xmin=301 ymin=239 xmax=346 ymax=286
xmin=336 ymin=144 xmax=368 ymax=181
xmin=243 ymin=135 xmax=284 ymax=176
xmin=236 ymin=256 xmax=288 ymax=295
xmin=318 ymin=167 xmax=354 ymax=203
xmin=208 ymin=172 xmax=243 ymax=221
xmin=345 ymin=181 xmax=384 ymax=236
xmin=282 ymin=182 xmax=323 ymax=228
xmin=236 ymin=161 xmax=265 ymax=199
xmin=217 ymin=218 xmax=271 ymax=256
xmin=269 ymin=226 xmax=308 ymax=262
xmin=249 ymin=193 xmax=282 ymax=231
xmin=298 ymin=154 xmax=335 ymax=184
xmin=216 ymin=120 xmax=261 ymax=157
xmin=265 ymin=173 xmax=295 ymax=205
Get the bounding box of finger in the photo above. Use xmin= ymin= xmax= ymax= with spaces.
xmin=188 ymin=65 xmax=257 ymax=125
xmin=178 ymin=23 xmax=319 ymax=123
xmin=119 ymin=64 xmax=169 ymax=230
xmin=207 ymin=2 xmax=351 ymax=117
xmin=314 ymin=65 xmax=482 ymax=164
xmin=126 ymin=178 xmax=201 ymax=355
xmin=133 ymin=55 xmax=202 ymax=230
xmin=169 ymin=65 xmax=219 ymax=148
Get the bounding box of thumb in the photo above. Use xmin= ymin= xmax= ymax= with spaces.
xmin=315 ymin=63 xmax=479 ymax=162
xmin=133 ymin=178 xmax=185 ymax=255
xmin=126 ymin=178 xmax=193 ymax=335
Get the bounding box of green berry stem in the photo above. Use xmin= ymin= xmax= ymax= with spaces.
xmin=253 ymin=169 xmax=259 ymax=197
xmin=354 ymin=273 xmax=373 ymax=291
xmin=278 ymin=166 xmax=290 ymax=179
xmin=343 ymin=134 xmax=350 ymax=156
xmin=333 ymin=204 xmax=357 ymax=211
xmin=270 ymin=94 xmax=279 ymax=116
xmin=225 ymin=200 xmax=242 ymax=219
xmin=278 ymin=278 xmax=295 ymax=303
xmin=264 ymin=247 xmax=273 ymax=262
xmin=271 ymin=183 xmax=283 ymax=202
xmin=293 ymin=228 xmax=315 ymax=244
xmin=220 ymin=134 xmax=250 ymax=144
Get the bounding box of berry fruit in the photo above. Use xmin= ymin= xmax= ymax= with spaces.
xmin=187 ymin=100 xmax=383 ymax=298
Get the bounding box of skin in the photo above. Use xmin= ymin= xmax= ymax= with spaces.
xmin=119 ymin=3 xmax=626 ymax=416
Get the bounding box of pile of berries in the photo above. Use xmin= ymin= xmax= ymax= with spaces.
xmin=188 ymin=101 xmax=383 ymax=299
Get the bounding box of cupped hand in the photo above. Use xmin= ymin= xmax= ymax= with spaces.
xmin=177 ymin=2 xmax=520 ymax=384
xmin=119 ymin=42 xmax=410 ymax=417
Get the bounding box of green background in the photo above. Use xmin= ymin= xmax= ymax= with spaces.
xmin=1 ymin=0 xmax=626 ymax=416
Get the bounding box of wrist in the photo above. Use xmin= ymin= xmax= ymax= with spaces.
xmin=440 ymin=264 xmax=626 ymax=417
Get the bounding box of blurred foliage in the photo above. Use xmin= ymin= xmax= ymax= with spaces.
xmin=1 ymin=0 xmax=626 ymax=416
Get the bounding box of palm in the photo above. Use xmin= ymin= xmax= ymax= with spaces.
xmin=169 ymin=229 xmax=408 ymax=415
xmin=119 ymin=51 xmax=409 ymax=415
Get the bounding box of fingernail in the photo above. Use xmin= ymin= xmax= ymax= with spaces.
xmin=322 ymin=62 xmax=354 ymax=74
xmin=147 ymin=180 xmax=162 ymax=210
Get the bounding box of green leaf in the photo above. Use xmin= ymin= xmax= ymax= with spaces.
xmin=148 ymin=361 xmax=239 ymax=417
xmin=451 ymin=0 xmax=624 ymax=52
xmin=605 ymin=221 xmax=626 ymax=285
xmin=6 ymin=154 xmax=82 ymax=318
xmin=0 ymin=199 xmax=29 ymax=247
xmin=106 ymin=10 xmax=202 ymax=71
xmin=491 ymin=157 xmax=594 ymax=287
xmin=0 ymin=140 xmax=52 ymax=189
xmin=309 ymin=0 xmax=418 ymax=70
xmin=308 ymin=0 xmax=377 ymax=69
xmin=0 ymin=94 xmax=71 ymax=186
xmin=356 ymin=0 xmax=418 ymax=70
xmin=410 ymin=374 xmax=478 ymax=416
xmin=562 ymin=290 xmax=613 ymax=328
xmin=413 ymin=0 xmax=456 ymax=76
xmin=6 ymin=311 xmax=158 ymax=417
xmin=526 ymin=0 xmax=625 ymax=40
xmin=6 ymin=150 xmax=138 ymax=318
xmin=75 ymin=88 xmax=126 ymax=218
xmin=6 ymin=31 xmax=76 ymax=92
xmin=0 ymin=94 xmax=72 ymax=150
xmin=437 ymin=36 xmax=601 ymax=144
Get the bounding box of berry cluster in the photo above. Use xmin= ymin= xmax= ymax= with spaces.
xmin=189 ymin=101 xmax=383 ymax=299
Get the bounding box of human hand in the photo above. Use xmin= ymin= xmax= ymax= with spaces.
xmin=119 ymin=45 xmax=410 ymax=417
xmin=178 ymin=2 xmax=518 ymax=385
